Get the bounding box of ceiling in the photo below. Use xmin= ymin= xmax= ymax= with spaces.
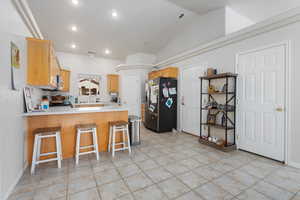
xmin=26 ymin=0 xmax=225 ymax=60
xmin=27 ymin=0 xmax=300 ymax=61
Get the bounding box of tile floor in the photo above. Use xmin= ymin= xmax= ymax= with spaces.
xmin=8 ymin=127 xmax=300 ymax=200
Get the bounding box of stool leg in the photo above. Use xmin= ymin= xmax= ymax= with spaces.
xmin=36 ymin=137 xmax=41 ymax=165
xmin=112 ymin=126 xmax=116 ymax=157
xmin=122 ymin=127 xmax=126 ymax=149
xmin=126 ymin=125 xmax=131 ymax=154
xmin=92 ymin=128 xmax=100 ymax=161
xmin=108 ymin=126 xmax=112 ymax=152
xmin=55 ymin=132 xmax=62 ymax=169
xmin=31 ymin=135 xmax=39 ymax=175
xmin=75 ymin=129 xmax=80 ymax=165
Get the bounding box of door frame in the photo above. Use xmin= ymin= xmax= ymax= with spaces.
xmin=179 ymin=63 xmax=208 ymax=134
xmin=235 ymin=41 xmax=291 ymax=165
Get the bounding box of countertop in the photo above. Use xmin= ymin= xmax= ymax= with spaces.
xmin=23 ymin=105 xmax=128 ymax=117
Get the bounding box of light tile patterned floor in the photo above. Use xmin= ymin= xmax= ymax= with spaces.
xmin=8 ymin=127 xmax=300 ymax=200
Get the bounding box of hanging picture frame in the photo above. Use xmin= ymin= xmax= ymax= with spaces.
xmin=11 ymin=42 xmax=21 ymax=90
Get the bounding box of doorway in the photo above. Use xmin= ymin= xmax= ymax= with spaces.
xmin=236 ymin=43 xmax=288 ymax=162
xmin=180 ymin=66 xmax=204 ymax=136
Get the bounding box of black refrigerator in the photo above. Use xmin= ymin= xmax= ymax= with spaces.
xmin=145 ymin=77 xmax=177 ymax=133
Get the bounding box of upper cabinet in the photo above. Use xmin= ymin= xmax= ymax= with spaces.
xmin=107 ymin=74 xmax=119 ymax=93
xmin=148 ymin=67 xmax=178 ymax=80
xmin=60 ymin=69 xmax=71 ymax=92
xmin=27 ymin=38 xmax=61 ymax=88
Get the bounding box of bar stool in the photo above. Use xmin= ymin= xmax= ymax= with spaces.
xmin=31 ymin=127 xmax=62 ymax=175
xmin=108 ymin=121 xmax=131 ymax=157
xmin=75 ymin=123 xmax=99 ymax=165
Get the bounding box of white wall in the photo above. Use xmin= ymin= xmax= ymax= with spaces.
xmin=0 ymin=0 xmax=32 ymax=199
xmin=225 ymin=6 xmax=254 ymax=35
xmin=56 ymin=52 xmax=123 ymax=101
xmin=228 ymin=0 xmax=300 ymax=23
xmin=158 ymin=20 xmax=300 ymax=167
xmin=157 ymin=8 xmax=226 ymax=61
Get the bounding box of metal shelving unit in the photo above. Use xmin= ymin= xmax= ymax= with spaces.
xmin=199 ymin=73 xmax=237 ymax=152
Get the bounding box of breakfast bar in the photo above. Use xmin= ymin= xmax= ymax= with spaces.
xmin=24 ymin=106 xmax=128 ymax=163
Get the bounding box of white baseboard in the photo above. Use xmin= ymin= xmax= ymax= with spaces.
xmin=289 ymin=161 xmax=300 ymax=169
xmin=3 ymin=163 xmax=28 ymax=200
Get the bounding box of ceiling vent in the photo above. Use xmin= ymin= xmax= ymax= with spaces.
xmin=87 ymin=51 xmax=96 ymax=58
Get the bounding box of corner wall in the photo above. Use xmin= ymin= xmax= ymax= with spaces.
xmin=0 ymin=0 xmax=32 ymax=199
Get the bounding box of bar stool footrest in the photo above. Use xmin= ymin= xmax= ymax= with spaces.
xmin=36 ymin=157 xmax=59 ymax=164
xmin=79 ymin=145 xmax=95 ymax=150
xmin=78 ymin=150 xmax=97 ymax=156
xmin=39 ymin=152 xmax=58 ymax=156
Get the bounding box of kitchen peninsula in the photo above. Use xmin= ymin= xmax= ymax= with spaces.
xmin=24 ymin=106 xmax=128 ymax=163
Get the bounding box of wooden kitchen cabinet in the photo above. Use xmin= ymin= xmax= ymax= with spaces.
xmin=107 ymin=74 xmax=119 ymax=93
xmin=27 ymin=37 xmax=61 ymax=88
xmin=60 ymin=69 xmax=71 ymax=92
xmin=148 ymin=67 xmax=178 ymax=80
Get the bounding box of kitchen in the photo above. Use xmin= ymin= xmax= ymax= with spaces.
xmin=2 ymin=0 xmax=300 ymax=200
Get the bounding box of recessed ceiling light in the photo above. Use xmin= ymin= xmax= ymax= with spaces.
xmin=71 ymin=44 xmax=77 ymax=49
xmin=104 ymin=49 xmax=111 ymax=55
xmin=72 ymin=0 xmax=79 ymax=5
xmin=71 ymin=25 xmax=78 ymax=32
xmin=111 ymin=10 xmax=118 ymax=18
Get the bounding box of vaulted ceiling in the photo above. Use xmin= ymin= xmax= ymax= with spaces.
xmin=27 ymin=0 xmax=300 ymax=60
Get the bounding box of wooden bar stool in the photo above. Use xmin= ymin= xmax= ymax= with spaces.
xmin=75 ymin=123 xmax=99 ymax=165
xmin=31 ymin=127 xmax=62 ymax=175
xmin=108 ymin=120 xmax=131 ymax=157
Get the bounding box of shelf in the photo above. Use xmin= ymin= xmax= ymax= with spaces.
xmin=200 ymin=73 xmax=238 ymax=80
xmin=199 ymin=138 xmax=236 ymax=152
xmin=202 ymin=92 xmax=235 ymax=95
xmin=201 ymin=123 xmax=235 ymax=130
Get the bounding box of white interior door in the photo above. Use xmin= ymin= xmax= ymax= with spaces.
xmin=121 ymin=75 xmax=140 ymax=116
xmin=237 ymin=44 xmax=286 ymax=161
xmin=181 ymin=67 xmax=202 ymax=136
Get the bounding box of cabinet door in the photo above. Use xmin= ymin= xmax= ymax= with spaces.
xmin=49 ymin=45 xmax=60 ymax=87
xmin=60 ymin=70 xmax=71 ymax=92
xmin=107 ymin=74 xmax=119 ymax=93
xmin=27 ymin=38 xmax=51 ymax=86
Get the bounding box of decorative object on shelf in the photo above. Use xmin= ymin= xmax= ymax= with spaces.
xmin=221 ymin=114 xmax=226 ymax=126
xmin=207 ymin=68 xmax=217 ymax=76
xmin=205 ymin=100 xmax=218 ymax=109
xmin=199 ymin=72 xmax=237 ymax=152
xmin=208 ymin=85 xmax=218 ymax=94
xmin=207 ymin=113 xmax=217 ymax=124
xmin=222 ymin=83 xmax=228 ymax=93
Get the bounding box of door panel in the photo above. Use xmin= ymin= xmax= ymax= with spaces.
xmin=121 ymin=75 xmax=140 ymax=116
xmin=237 ymin=45 xmax=285 ymax=161
xmin=181 ymin=67 xmax=203 ymax=136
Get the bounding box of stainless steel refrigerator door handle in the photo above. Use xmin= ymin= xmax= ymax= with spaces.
xmin=181 ymin=96 xmax=185 ymax=105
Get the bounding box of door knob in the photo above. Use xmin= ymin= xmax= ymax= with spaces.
xmin=276 ymin=107 xmax=284 ymax=112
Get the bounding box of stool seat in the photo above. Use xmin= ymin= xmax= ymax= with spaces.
xmin=75 ymin=123 xmax=97 ymax=129
xmin=33 ymin=127 xmax=61 ymax=135
xmin=109 ymin=120 xmax=128 ymax=127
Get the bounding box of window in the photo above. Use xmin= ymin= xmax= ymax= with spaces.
xmin=78 ymin=74 xmax=101 ymax=103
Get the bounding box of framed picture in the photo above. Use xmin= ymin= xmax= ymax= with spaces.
xmin=24 ymin=87 xmax=33 ymax=112
xmin=11 ymin=42 xmax=21 ymax=90
xmin=207 ymin=113 xmax=217 ymax=124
